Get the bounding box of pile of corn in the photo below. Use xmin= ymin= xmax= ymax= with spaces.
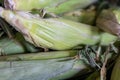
xmin=0 ymin=0 xmax=120 ymax=80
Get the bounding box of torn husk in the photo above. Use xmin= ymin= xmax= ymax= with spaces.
xmin=0 ymin=50 xmax=77 ymax=61
xmin=0 ymin=58 xmax=91 ymax=80
xmin=4 ymin=0 xmax=97 ymax=14
xmin=0 ymin=7 xmax=117 ymax=50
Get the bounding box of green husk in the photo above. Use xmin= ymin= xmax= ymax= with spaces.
xmin=86 ymin=71 xmax=100 ymax=80
xmin=0 ymin=33 xmax=40 ymax=55
xmin=0 ymin=7 xmax=117 ymax=50
xmin=0 ymin=50 xmax=77 ymax=61
xmin=113 ymin=9 xmax=120 ymax=23
xmin=100 ymin=32 xmax=117 ymax=45
xmin=4 ymin=0 xmax=97 ymax=14
xmin=0 ymin=0 xmax=3 ymax=4
xmin=0 ymin=37 xmax=26 ymax=55
xmin=111 ymin=55 xmax=120 ymax=80
xmin=78 ymin=10 xmax=96 ymax=25
xmin=0 ymin=58 xmax=91 ymax=80
xmin=63 ymin=10 xmax=96 ymax=25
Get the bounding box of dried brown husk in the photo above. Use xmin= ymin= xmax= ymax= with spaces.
xmin=96 ymin=9 xmax=120 ymax=36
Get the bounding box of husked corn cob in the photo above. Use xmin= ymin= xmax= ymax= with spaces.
xmin=0 ymin=7 xmax=117 ymax=50
xmin=4 ymin=0 xmax=97 ymax=14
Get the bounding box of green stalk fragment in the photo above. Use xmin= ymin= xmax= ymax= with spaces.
xmin=111 ymin=56 xmax=120 ymax=80
xmin=0 ymin=7 xmax=117 ymax=50
xmin=0 ymin=58 xmax=91 ymax=80
xmin=4 ymin=0 xmax=97 ymax=14
xmin=0 ymin=50 xmax=77 ymax=61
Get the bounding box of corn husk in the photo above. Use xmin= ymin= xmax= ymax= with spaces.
xmin=0 ymin=7 xmax=117 ymax=50
xmin=86 ymin=71 xmax=100 ymax=80
xmin=0 ymin=0 xmax=3 ymax=4
xmin=0 ymin=50 xmax=77 ymax=61
xmin=4 ymin=0 xmax=97 ymax=14
xmin=96 ymin=9 xmax=120 ymax=36
xmin=0 ymin=33 xmax=40 ymax=55
xmin=111 ymin=55 xmax=120 ymax=80
xmin=0 ymin=58 xmax=91 ymax=80
xmin=0 ymin=37 xmax=26 ymax=55
xmin=63 ymin=10 xmax=96 ymax=25
xmin=0 ymin=29 xmax=4 ymax=37
xmin=113 ymin=9 xmax=120 ymax=24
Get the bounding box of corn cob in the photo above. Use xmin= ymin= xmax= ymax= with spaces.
xmin=4 ymin=0 xmax=97 ymax=14
xmin=0 ymin=50 xmax=77 ymax=61
xmin=111 ymin=56 xmax=120 ymax=80
xmin=0 ymin=7 xmax=117 ymax=50
xmin=0 ymin=58 xmax=91 ymax=80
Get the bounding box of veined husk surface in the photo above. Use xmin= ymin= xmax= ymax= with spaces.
xmin=0 ymin=7 xmax=117 ymax=50
xmin=0 ymin=58 xmax=91 ymax=80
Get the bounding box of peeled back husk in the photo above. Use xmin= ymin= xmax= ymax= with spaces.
xmin=0 ymin=58 xmax=91 ymax=80
xmin=4 ymin=0 xmax=97 ymax=14
xmin=0 ymin=7 xmax=117 ymax=50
